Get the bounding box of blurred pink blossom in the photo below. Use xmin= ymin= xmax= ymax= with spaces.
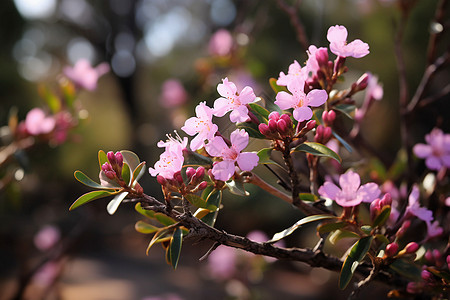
xmin=159 ymin=79 xmax=188 ymax=108
xmin=327 ymin=25 xmax=369 ymax=58
xmin=405 ymin=185 xmax=433 ymax=223
xmin=34 ymin=225 xmax=61 ymax=251
xmin=318 ymin=170 xmax=380 ymax=207
xmin=33 ymin=261 xmax=61 ymax=287
xmin=413 ymin=128 xmax=450 ymax=171
xmin=25 ymin=108 xmax=55 ymax=136
xmin=64 ymin=59 xmax=109 ymax=91
xmin=205 ymin=129 xmax=259 ymax=181
xmin=213 ymin=77 xmax=257 ymax=123
xmin=207 ymin=245 xmax=237 ymax=280
xmin=208 ymin=29 xmax=233 ymax=57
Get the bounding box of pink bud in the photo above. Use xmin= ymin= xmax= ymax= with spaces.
xmin=315 ymin=48 xmax=329 ymax=69
xmin=380 ymin=193 xmax=392 ymax=207
xmin=370 ymin=198 xmax=382 ymax=220
xmin=355 ymin=73 xmax=370 ymax=91
xmin=157 ymin=175 xmax=167 ymax=186
xmin=186 ymin=167 xmax=196 ymax=180
xmin=280 ymin=114 xmax=292 ymax=126
xmin=421 ymin=270 xmax=432 ymax=281
xmin=197 ymin=181 xmax=208 ymax=190
xmin=327 ymin=110 xmax=336 ymax=123
xmin=259 ymin=123 xmax=271 ymax=136
xmin=306 ymin=120 xmax=316 ymax=131
xmin=385 ymin=242 xmax=399 ymax=257
xmin=406 ymin=282 xmax=420 ymax=294
xmin=433 ymin=249 xmax=443 ymax=268
xmin=268 ymin=119 xmax=278 ymax=132
xmin=102 ymin=163 xmax=116 ymax=180
xmin=115 ymin=152 xmax=123 ymax=168
xmin=425 ymin=250 xmax=434 ymax=263
xmin=107 ymin=151 xmax=116 ymax=165
xmin=195 ymin=166 xmax=205 ymax=180
xmin=277 ymin=119 xmax=288 ymax=135
xmin=322 ymin=111 xmax=329 ymax=123
xmin=323 ymin=126 xmax=332 ymax=142
xmin=268 ymin=111 xmax=280 ymax=121
xmin=315 ymin=125 xmax=324 ymax=142
xmin=404 ymin=242 xmax=419 ymax=254
xmin=174 ymin=171 xmax=184 ymax=185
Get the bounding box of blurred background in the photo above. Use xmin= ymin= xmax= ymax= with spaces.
xmin=0 ymin=0 xmax=448 ymax=299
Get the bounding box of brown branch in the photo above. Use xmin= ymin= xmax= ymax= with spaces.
xmin=275 ymin=0 xmax=309 ymax=50
xmin=426 ymin=0 xmax=449 ymax=65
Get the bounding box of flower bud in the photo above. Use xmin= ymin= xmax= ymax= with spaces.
xmin=186 ymin=167 xmax=196 ymax=180
xmin=277 ymin=119 xmax=288 ymax=136
xmin=333 ymin=56 xmax=346 ymax=75
xmin=107 ymin=151 xmax=116 ymax=165
xmin=102 ymin=163 xmax=116 ymax=180
xmin=370 ymin=198 xmax=382 ymax=220
xmin=268 ymin=111 xmax=280 ymax=121
xmin=355 ymin=73 xmax=370 ymax=91
xmin=315 ymin=125 xmax=324 ymax=142
xmin=306 ymin=120 xmax=316 ymax=131
xmin=157 ymin=175 xmax=167 ymax=186
xmin=280 ymin=114 xmax=292 ymax=126
xmin=396 ymin=220 xmax=411 ymax=238
xmin=323 ymin=126 xmax=332 ymax=143
xmin=173 ymin=171 xmax=184 ymax=185
xmin=433 ymin=249 xmax=443 ymax=268
xmin=404 ymin=242 xmax=419 ymax=254
xmin=406 ymin=282 xmax=420 ymax=294
xmin=197 ymin=181 xmax=208 ymax=190
xmin=195 ymin=166 xmax=205 ymax=180
xmin=259 ymin=123 xmax=271 ymax=136
xmin=315 ymin=48 xmax=329 ymax=69
xmin=421 ymin=270 xmax=432 ymax=282
xmin=385 ymin=242 xmax=399 ymax=257
xmin=425 ymin=250 xmax=434 ymax=263
xmin=268 ymin=119 xmax=278 ymax=132
xmin=327 ymin=110 xmax=336 ymax=124
xmin=379 ymin=193 xmax=392 ymax=207
xmin=115 ymin=151 xmax=123 ymax=168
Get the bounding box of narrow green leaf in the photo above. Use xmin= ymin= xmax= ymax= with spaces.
xmin=318 ymin=221 xmax=347 ymax=234
xmin=74 ymin=170 xmax=116 ymax=190
xmin=183 ymin=149 xmax=213 ymax=167
xmin=236 ymin=122 xmax=266 ymax=139
xmin=292 ymin=142 xmax=341 ymax=163
xmin=121 ymin=162 xmax=131 ymax=185
xmin=332 ymin=131 xmax=353 ymax=153
xmin=121 ymin=150 xmax=140 ymax=171
xmin=226 ymin=179 xmax=249 ymax=196
xmin=269 ymin=78 xmax=288 ymax=94
xmin=389 ymin=259 xmax=422 ymax=281
xmin=135 ymin=203 xmax=157 ymax=219
xmin=339 ymin=236 xmax=373 ymax=289
xmin=329 ymin=230 xmax=360 ymax=245
xmin=168 ymin=227 xmax=183 ymax=269
xmin=185 ymin=194 xmax=217 ymax=210
xmin=257 ymin=148 xmax=284 ymax=168
xmin=269 ymin=215 xmax=337 ymax=243
xmin=135 ymin=221 xmax=160 ymax=234
xmin=375 ymin=234 xmax=390 ymax=245
xmin=248 ymin=102 xmax=270 ymax=122
xmin=69 ymin=190 xmax=118 ymax=211
xmin=372 ymin=206 xmax=391 ymax=228
xmin=106 ymin=192 xmax=128 ymax=215
xmin=98 ymin=150 xmax=108 ymax=169
xmin=361 ymin=225 xmax=373 ymax=235
xmin=333 ymin=104 xmax=355 ymax=119
xmin=132 ymin=161 xmax=146 ymax=184
xmin=155 ymin=213 xmax=177 ymax=226
xmin=299 ymin=193 xmax=318 ymax=202
xmin=200 ymin=189 xmax=222 ymax=226
xmin=146 ymin=229 xmax=171 ymax=255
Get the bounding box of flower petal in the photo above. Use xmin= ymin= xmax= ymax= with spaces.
xmin=212 ymin=160 xmax=235 ymax=181
xmin=213 ymin=97 xmax=231 ymax=117
xmin=327 ymin=25 xmax=348 ymax=44
xmin=339 ymin=170 xmax=361 ymax=194
xmin=358 ymin=182 xmax=380 ymax=203
xmin=318 ymin=182 xmax=341 ymax=200
xmin=205 ymin=136 xmax=228 ymax=157
xmin=293 ymin=106 xmax=313 ymax=122
xmin=413 ymin=144 xmax=432 ymax=158
xmin=230 ymin=129 xmax=249 ymax=152
xmin=306 ymin=89 xmax=328 ymax=107
xmin=237 ymin=152 xmax=259 ymax=171
xmin=275 ymin=92 xmax=295 ymax=110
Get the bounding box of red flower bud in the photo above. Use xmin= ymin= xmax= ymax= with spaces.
xmin=306 ymin=120 xmax=316 ymax=131
xmin=107 ymin=151 xmax=116 ymax=165
xmin=115 ymin=151 xmax=123 ymax=168
xmin=355 ymin=73 xmax=370 ymax=91
xmin=268 ymin=119 xmax=278 ymax=132
xmin=157 ymin=175 xmax=167 ymax=186
xmin=421 ymin=270 xmax=432 ymax=281
xmin=259 ymin=123 xmax=271 ymax=136
xmin=174 ymin=171 xmax=184 ymax=185
xmin=277 ymin=119 xmax=288 ymax=135
xmin=323 ymin=126 xmax=332 ymax=142
xmin=404 ymin=242 xmax=419 ymax=254
xmin=280 ymin=114 xmax=292 ymax=126
xmin=425 ymin=250 xmax=434 ymax=263
xmin=385 ymin=242 xmax=399 ymax=257
xmin=197 ymin=181 xmax=208 ymax=190
xmin=186 ymin=167 xmax=196 ymax=180
xmin=315 ymin=48 xmax=329 ymax=69
xmin=195 ymin=166 xmax=205 ymax=180
xmin=101 ymin=162 xmax=116 ymax=180
xmin=268 ymin=111 xmax=280 ymax=121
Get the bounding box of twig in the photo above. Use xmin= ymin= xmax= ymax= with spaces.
xmin=275 ymin=0 xmax=309 ymax=50
xmin=426 ymin=0 xmax=449 ymax=65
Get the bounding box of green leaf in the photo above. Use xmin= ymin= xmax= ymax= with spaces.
xmin=226 ymin=179 xmax=249 ymax=196
xmin=389 ymin=259 xmax=422 ymax=281
xmin=269 ymin=214 xmax=337 ymax=243
xmin=292 ymin=142 xmax=341 ymax=163
xmin=269 ymin=78 xmax=288 ymax=94
xmin=199 ymin=189 xmax=222 ymax=226
xmin=248 ymin=102 xmax=270 ymax=123
xmin=257 ymin=148 xmax=284 ymax=168
xmin=121 ymin=150 xmax=140 ymax=171
xmin=69 ymin=190 xmax=119 ymax=211
xmin=106 ymin=192 xmax=128 ymax=215
xmin=135 ymin=221 xmax=160 ymax=234
xmin=375 ymin=234 xmax=390 ymax=245
xmin=39 ymin=85 xmax=61 ymax=113
xmin=372 ymin=206 xmax=391 ymax=228
xmin=146 ymin=229 xmax=171 ymax=255
xmin=135 ymin=203 xmax=156 ymax=219
xmin=183 ymin=149 xmax=213 ymax=167
xmin=131 ymin=161 xmax=146 ymax=185
xmin=74 ymin=170 xmax=116 ymax=190
xmin=155 ymin=213 xmax=177 ymax=226
xmin=98 ymin=150 xmax=108 ymax=169
xmin=329 ymin=230 xmax=360 ymax=245
xmin=185 ymin=194 xmax=217 ymax=210
xmin=333 ymin=104 xmax=355 ymax=119
xmin=339 ymin=236 xmax=373 ymax=289
xmin=332 ymin=131 xmax=353 ymax=153
xmin=168 ymin=227 xmax=183 ymax=269
xmin=121 ymin=162 xmax=131 ymax=185
xmin=236 ymin=122 xmax=266 ymax=139
xmin=361 ymin=225 xmax=373 ymax=235
xmin=318 ymin=221 xmax=347 ymax=234
xmin=299 ymin=193 xmax=318 ymax=202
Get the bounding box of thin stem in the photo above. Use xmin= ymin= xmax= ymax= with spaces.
xmin=275 ymin=0 xmax=309 ymax=50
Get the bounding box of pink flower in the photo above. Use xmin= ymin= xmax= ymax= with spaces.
xmin=34 ymin=225 xmax=61 ymax=251
xmin=213 ymin=78 xmax=257 ymax=123
xmin=318 ymin=170 xmax=380 ymax=207
xmin=159 ymin=79 xmax=187 ymax=108
xmin=208 ymin=29 xmax=233 ymax=57
xmin=63 ymin=59 xmax=110 ymax=91
xmin=25 ymin=108 xmax=55 ymax=136
xmin=305 ymin=45 xmax=329 ymax=76
xmin=275 ymin=77 xmax=328 ymax=122
xmin=426 ymin=220 xmax=443 ymax=239
xmin=413 ymin=128 xmax=450 ymax=171
xmin=205 ymin=129 xmax=259 ymax=181
xmin=181 ymin=102 xmax=218 ymax=151
xmin=405 ymin=185 xmax=433 ymax=222
xmin=277 ymin=60 xmax=308 ymax=86
xmin=207 ymin=245 xmax=237 ymax=280
xmin=327 ymin=25 xmax=369 ymax=58
xmin=149 ymin=134 xmax=187 ymax=180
